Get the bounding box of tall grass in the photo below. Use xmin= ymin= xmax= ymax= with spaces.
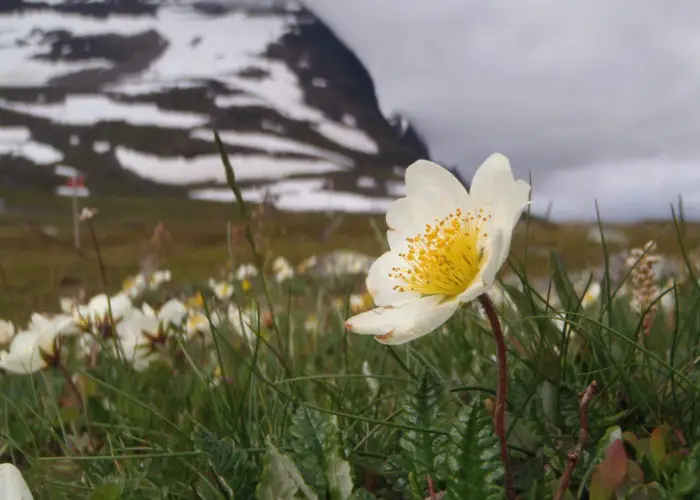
xmin=1 ymin=143 xmax=700 ymax=498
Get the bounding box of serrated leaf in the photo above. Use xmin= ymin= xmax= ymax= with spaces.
xmin=443 ymin=400 xmax=503 ymax=500
xmin=670 ymin=443 xmax=700 ymax=496
xmin=191 ymin=424 xmax=257 ymax=499
xmin=256 ymin=439 xmax=318 ymax=500
xmin=289 ymin=407 xmax=339 ymax=495
xmin=398 ymin=373 xmax=447 ymax=484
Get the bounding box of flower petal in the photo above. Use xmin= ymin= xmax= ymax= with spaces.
xmin=468 ymin=153 xmax=517 ymax=207
xmin=158 ymin=299 xmax=188 ymax=326
xmin=0 ymin=463 xmax=34 ymax=499
xmin=466 ymin=154 xmax=530 ymax=285
xmin=365 ymin=251 xmax=420 ymax=306
xmin=345 ymin=295 xmax=459 ymax=345
xmin=405 ymin=159 xmax=468 ymax=207
xmin=386 ymin=160 xmax=469 ymax=242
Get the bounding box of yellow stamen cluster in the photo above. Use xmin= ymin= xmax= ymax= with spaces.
xmin=389 ymin=208 xmax=491 ymax=298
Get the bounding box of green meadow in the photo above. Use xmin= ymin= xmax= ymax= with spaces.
xmin=2 ymin=150 xmax=700 ymax=499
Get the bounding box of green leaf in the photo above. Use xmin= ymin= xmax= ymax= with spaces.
xmin=88 ymin=484 xmax=122 ymax=500
xmin=256 ymin=439 xmax=318 ymax=500
xmin=649 ymin=425 xmax=670 ymax=477
xmin=349 ymin=490 xmax=378 ymax=500
xmin=326 ymin=454 xmax=353 ymax=500
xmin=443 ymin=399 xmax=504 ymax=500
xmin=191 ymin=424 xmax=257 ymax=499
xmin=398 ymin=373 xmax=448 ymax=483
xmin=589 ymin=439 xmax=628 ymax=500
xmin=624 ymin=483 xmax=667 ymax=499
xmin=669 ymin=443 xmax=700 ymax=496
xmin=288 ymin=406 xmax=340 ymax=495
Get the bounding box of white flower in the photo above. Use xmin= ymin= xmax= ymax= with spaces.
xmin=345 ymin=154 xmax=530 ymax=345
xmin=28 ymin=313 xmax=80 ymax=337
xmin=0 ymin=463 xmax=33 ymax=499
xmin=581 ymin=281 xmax=601 ymax=308
xmin=227 ymin=304 xmax=257 ymax=344
xmin=79 ymin=207 xmax=97 ymax=220
xmin=303 ymin=314 xmax=319 ymax=333
xmin=297 ymin=255 xmax=318 ymax=274
xmin=74 ymin=293 xmax=132 ymax=335
xmin=349 ymin=293 xmax=372 ymax=314
xmin=153 ymin=298 xmax=188 ymax=327
xmin=235 ymin=263 xmax=258 ymax=281
xmin=272 ymin=256 xmax=294 ymax=282
xmin=0 ymin=329 xmax=58 ymax=374
xmin=209 ymin=279 xmax=234 ymax=301
xmin=116 ymin=311 xmax=163 ymax=371
xmin=0 ymin=320 xmax=15 ymax=345
xmin=148 ymin=269 xmax=172 ymax=289
xmin=59 ymin=296 xmax=79 ymax=314
xmin=186 ymin=310 xmax=219 ymax=339
xmin=122 ymin=274 xmax=147 ymax=298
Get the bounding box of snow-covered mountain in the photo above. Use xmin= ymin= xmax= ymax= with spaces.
xmin=0 ymin=0 xmax=428 ymax=212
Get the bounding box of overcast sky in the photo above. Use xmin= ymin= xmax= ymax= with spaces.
xmin=303 ymin=0 xmax=700 ymax=221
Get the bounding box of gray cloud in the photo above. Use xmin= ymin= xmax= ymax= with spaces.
xmin=303 ymin=0 xmax=700 ymax=221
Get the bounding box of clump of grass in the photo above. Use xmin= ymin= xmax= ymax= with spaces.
xmin=3 ymin=145 xmax=700 ymax=499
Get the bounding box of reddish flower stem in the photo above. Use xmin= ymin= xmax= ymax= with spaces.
xmin=554 ymin=380 xmax=598 ymax=500
xmin=478 ymin=293 xmax=515 ymax=500
xmin=426 ymin=474 xmax=437 ymax=500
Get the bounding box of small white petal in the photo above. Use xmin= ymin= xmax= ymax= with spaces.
xmin=345 ymin=296 xmax=459 ymax=345
xmin=0 ymin=463 xmax=33 ymax=499
xmin=386 ymin=161 xmax=469 ymax=243
xmin=468 ymin=153 xmax=517 ymax=208
xmin=142 ymin=302 xmax=157 ymax=318
xmin=365 ymin=252 xmax=420 ymax=306
xmin=405 ymin=159 xmax=468 ymax=210
xmin=158 ymin=299 xmax=188 ymax=326
xmin=477 ymin=228 xmax=506 ymax=289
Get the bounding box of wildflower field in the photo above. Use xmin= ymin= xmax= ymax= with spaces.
xmin=2 ymin=147 xmax=700 ymax=499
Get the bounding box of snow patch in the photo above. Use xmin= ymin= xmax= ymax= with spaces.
xmin=190 ymin=129 xmax=353 ymax=166
xmin=93 ymin=141 xmax=111 ymax=154
xmin=0 ymin=127 xmax=31 ymax=154
xmin=386 ymin=180 xmax=406 ymax=197
xmin=314 ymin=121 xmax=379 ymax=154
xmin=356 ymin=176 xmax=377 ymax=189
xmin=214 ymin=94 xmax=270 ymax=108
xmin=191 ymin=182 xmax=396 ymax=213
xmin=55 ymin=165 xmax=79 ymax=177
xmin=0 ymin=96 xmax=208 ymax=128
xmin=312 ymin=77 xmax=327 ymax=88
xmin=116 ymin=146 xmax=346 ymax=184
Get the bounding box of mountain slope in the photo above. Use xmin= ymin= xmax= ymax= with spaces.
xmin=0 ymin=0 xmax=428 ymax=212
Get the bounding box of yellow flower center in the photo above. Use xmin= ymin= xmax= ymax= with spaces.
xmin=187 ymin=292 xmax=205 ymax=309
xmin=389 ymin=208 xmax=491 ymax=298
xmin=122 ymin=276 xmax=136 ymax=291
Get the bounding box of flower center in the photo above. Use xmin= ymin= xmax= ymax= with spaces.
xmin=389 ymin=208 xmax=491 ymax=298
